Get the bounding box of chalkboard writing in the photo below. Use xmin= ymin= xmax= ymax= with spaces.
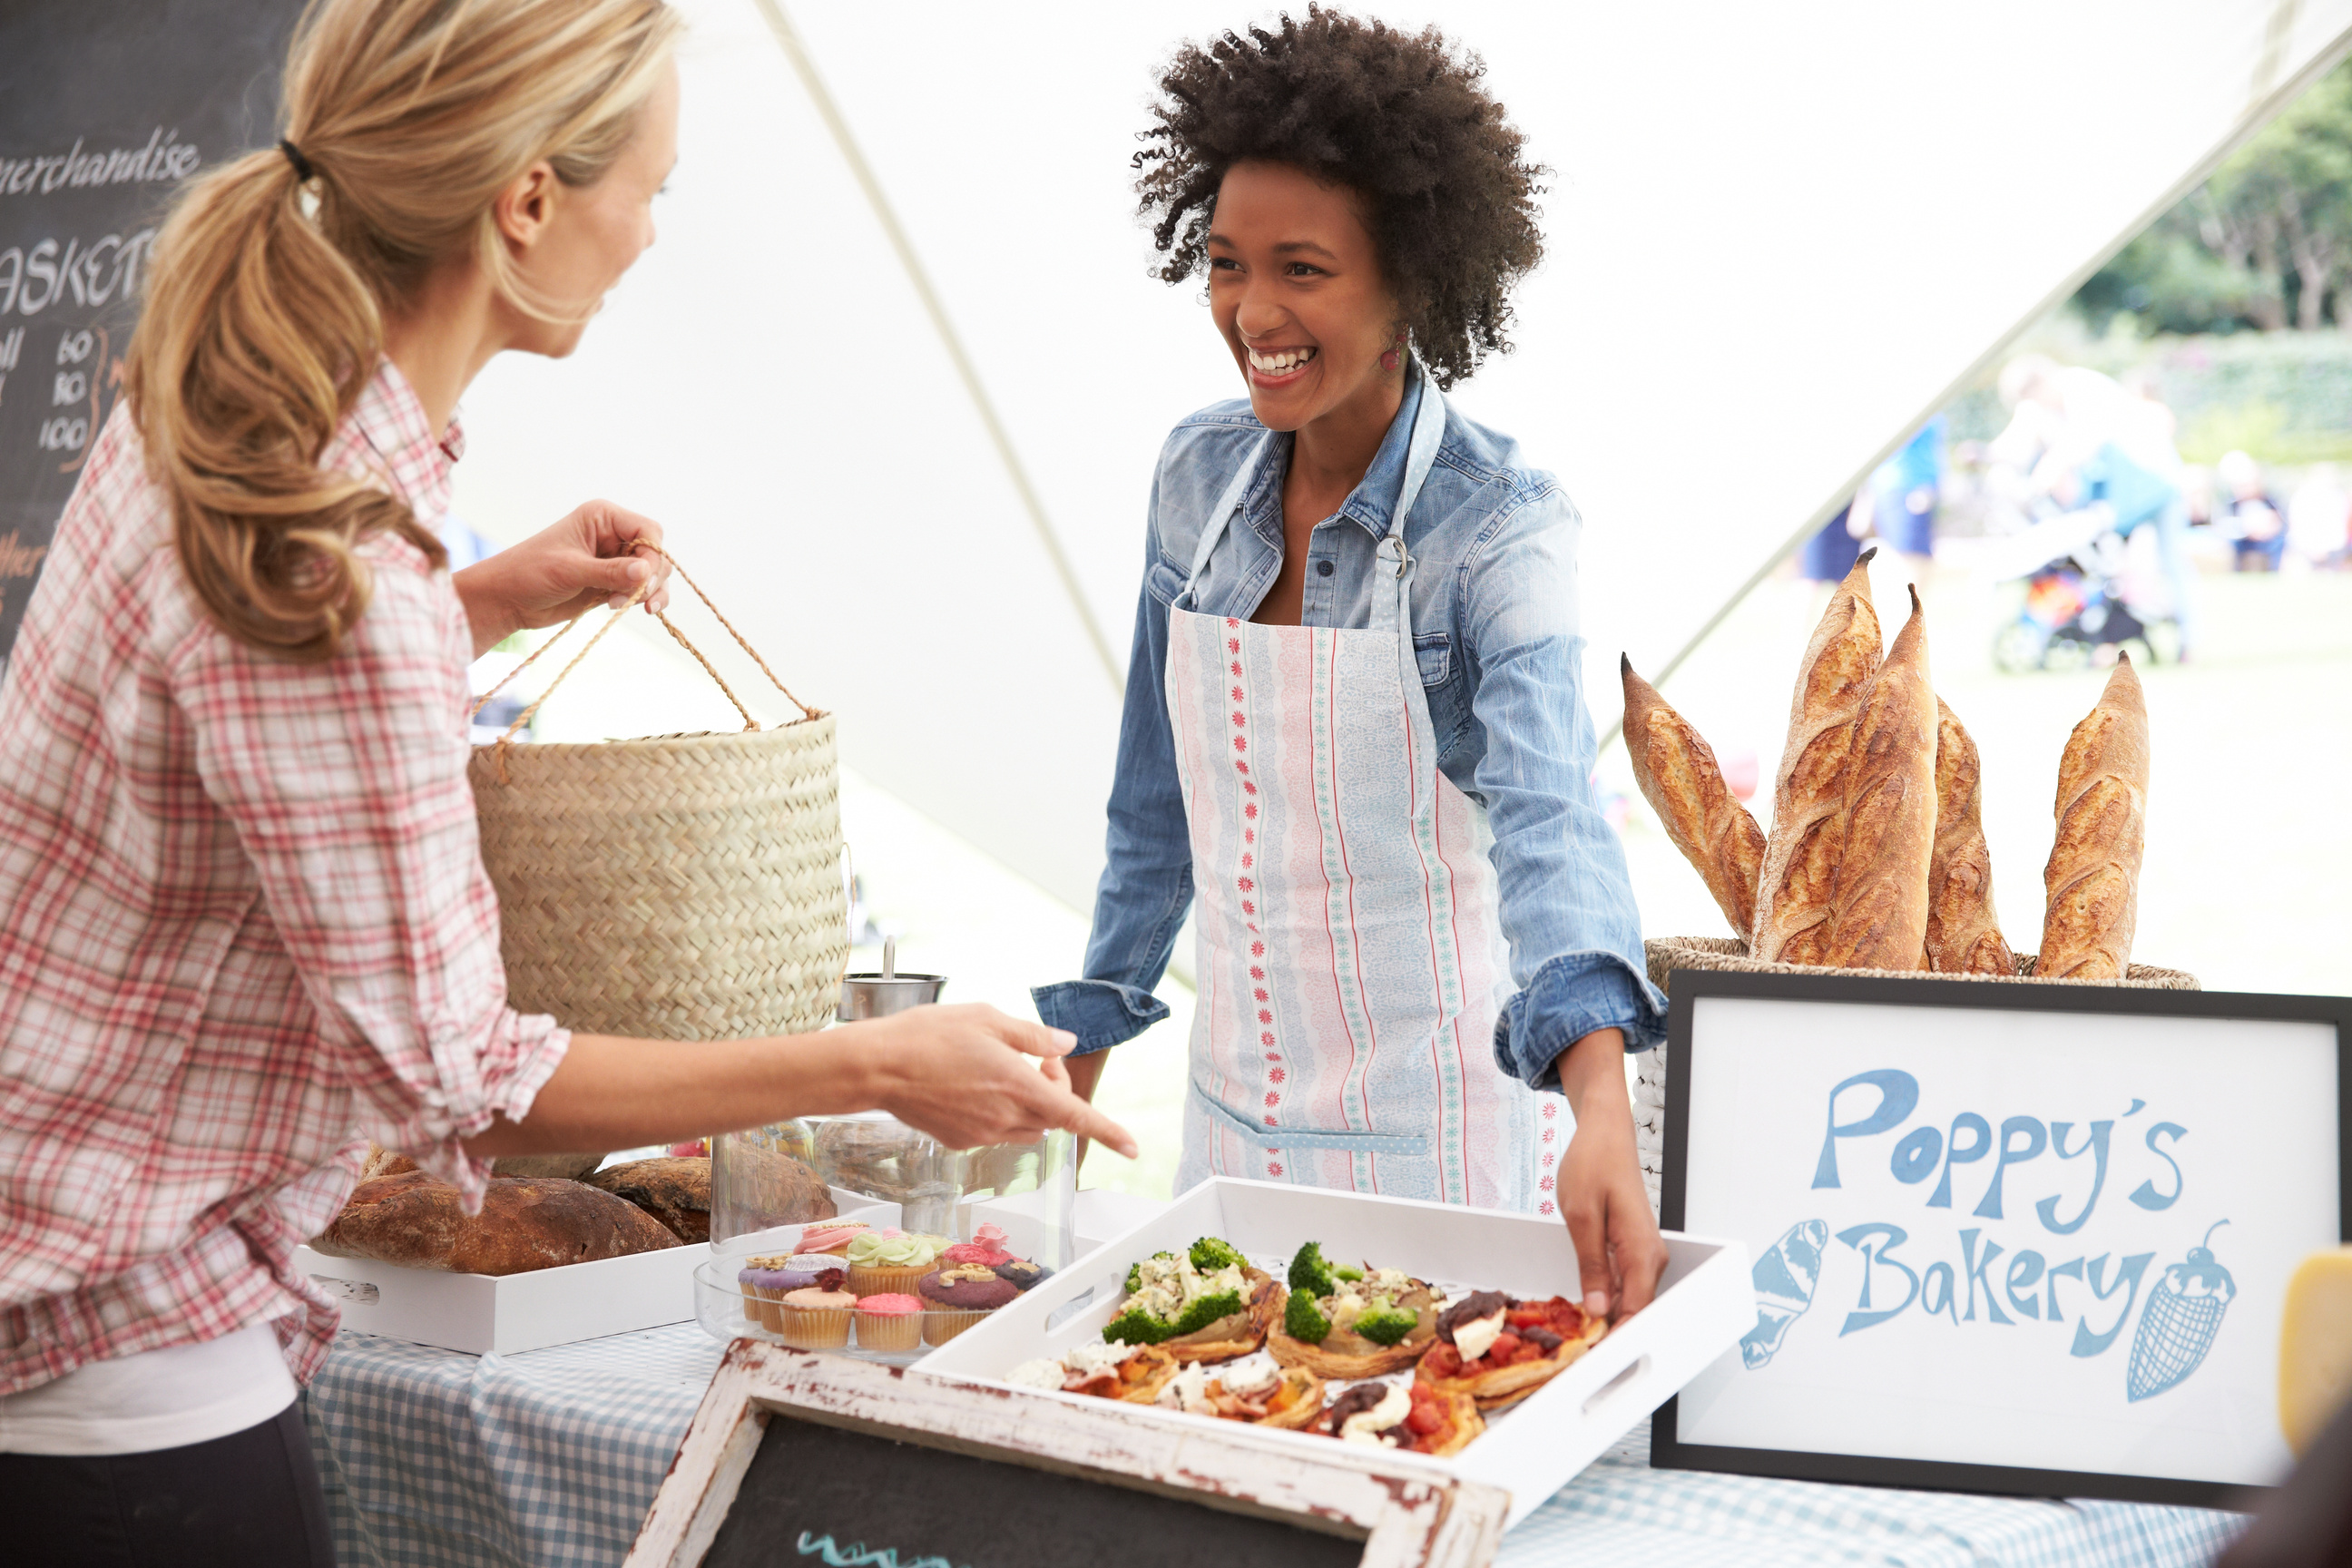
xmin=0 ymin=0 xmax=300 ymax=663
xmin=701 ymin=1412 xmax=1366 ymax=1568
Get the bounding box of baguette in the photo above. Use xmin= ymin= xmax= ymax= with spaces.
xmin=2039 ymin=655 xmax=2150 ymax=979
xmin=1622 ymin=656 xmax=1767 ymax=936
xmin=1926 ymin=699 xmax=2015 ymax=975
xmin=1752 ymin=550 xmax=1882 ymax=964
xmin=1818 ymin=586 xmax=1936 ymax=971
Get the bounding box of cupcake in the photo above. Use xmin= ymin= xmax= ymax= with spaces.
xmin=918 ymin=1262 xmax=1019 ymax=1345
xmin=794 ymin=1220 xmax=871 ymax=1256
xmin=778 ymin=1284 xmax=856 ymax=1349
xmin=852 ymin=1292 xmax=926 ymax=1353
xmin=939 ymin=1222 xmax=1014 ymax=1269
xmin=992 ymin=1258 xmax=1052 ymax=1292
xmin=846 ymin=1229 xmax=948 ymax=1298
xmin=734 ymin=1254 xmax=808 ymax=1331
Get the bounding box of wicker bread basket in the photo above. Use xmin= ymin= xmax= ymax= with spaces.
xmin=467 ymin=549 xmax=848 ymax=1045
xmin=1630 ymin=935 xmax=2200 ymax=1216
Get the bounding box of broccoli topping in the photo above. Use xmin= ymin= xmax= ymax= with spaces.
xmin=1103 ymin=1307 xmax=1176 ymax=1346
xmin=1125 ymin=1250 xmax=1178 ymax=1294
xmin=1288 ymin=1240 xmax=1336 ymax=1298
xmin=1189 ymin=1237 xmax=1244 ymax=1273
xmin=1284 ymin=1288 xmax=1332 ymax=1343
xmin=1332 ymin=1263 xmax=1365 ymax=1282
xmin=1171 ymin=1289 xmax=1243 ymax=1337
xmin=1352 ymin=1304 xmax=1419 ymax=1346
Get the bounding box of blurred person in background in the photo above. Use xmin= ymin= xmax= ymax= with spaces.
xmin=2287 ymin=461 xmax=2350 ymax=569
xmin=2217 ymin=449 xmax=2288 ymax=572
xmin=1993 ymin=354 xmax=2200 ymax=656
xmin=1863 ymin=416 xmax=1945 ymax=576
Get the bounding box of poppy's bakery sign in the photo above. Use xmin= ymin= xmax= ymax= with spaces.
xmin=1652 ymin=970 xmax=2347 ymax=1507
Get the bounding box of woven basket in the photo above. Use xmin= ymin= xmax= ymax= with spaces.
xmin=1629 ymin=935 xmax=2200 ymax=1217
xmin=467 ymin=550 xmax=848 ymax=1044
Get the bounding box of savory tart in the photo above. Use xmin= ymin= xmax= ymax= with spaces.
xmin=1309 ymin=1377 xmax=1481 ymax=1455
xmin=1414 ymin=1292 xmax=1608 ymax=1410
xmin=1061 ymin=1342 xmax=1181 ymax=1404
xmin=1158 ymin=1358 xmax=1327 ymax=1430
xmin=1265 ymin=1241 xmax=1440 ymax=1379
xmin=1102 ymin=1238 xmax=1279 ymax=1363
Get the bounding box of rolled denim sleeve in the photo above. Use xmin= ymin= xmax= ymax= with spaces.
xmin=1462 ymin=485 xmax=1667 ymax=1090
xmin=1032 ymin=477 xmax=1195 ymax=1054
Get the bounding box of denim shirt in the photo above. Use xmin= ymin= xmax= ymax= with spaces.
xmin=1033 ymin=368 xmax=1667 ymax=1092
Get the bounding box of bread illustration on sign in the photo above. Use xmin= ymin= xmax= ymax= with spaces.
xmin=1926 ymin=699 xmax=2015 ymax=975
xmin=1750 ymin=551 xmax=1884 ymax=965
xmin=2039 ymin=654 xmax=2150 ymax=980
xmin=1621 ymin=656 xmax=1767 ymax=936
xmin=1816 ymin=585 xmax=1936 ymax=972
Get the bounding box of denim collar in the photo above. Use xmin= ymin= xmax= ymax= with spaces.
xmin=1240 ymin=360 xmax=1431 ymax=547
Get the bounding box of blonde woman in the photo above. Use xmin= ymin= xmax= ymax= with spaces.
xmin=0 ymin=2 xmax=1129 ymax=1553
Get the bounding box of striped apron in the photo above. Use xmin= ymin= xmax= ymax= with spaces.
xmin=1166 ymin=380 xmax=1563 ymax=1214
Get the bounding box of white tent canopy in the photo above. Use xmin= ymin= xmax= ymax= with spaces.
xmin=448 ymin=0 xmax=2352 ymax=914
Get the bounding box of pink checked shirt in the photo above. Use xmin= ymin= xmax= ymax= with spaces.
xmin=0 ymin=361 xmax=570 ymax=1394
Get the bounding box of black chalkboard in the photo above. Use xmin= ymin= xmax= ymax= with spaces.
xmin=701 ymin=1411 xmax=1367 ymax=1568
xmin=0 ymin=0 xmax=301 ymax=662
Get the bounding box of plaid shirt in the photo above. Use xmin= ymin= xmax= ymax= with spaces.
xmin=0 ymin=361 xmax=570 ymax=1395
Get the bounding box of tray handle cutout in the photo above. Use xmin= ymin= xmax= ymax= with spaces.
xmin=309 ymin=1273 xmax=381 ymax=1306
xmin=1044 ymin=1283 xmax=1101 ymax=1334
xmin=1581 ymin=1354 xmax=1651 ymax=1417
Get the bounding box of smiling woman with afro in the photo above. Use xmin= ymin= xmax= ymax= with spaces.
xmin=1038 ymin=10 xmax=1669 ymax=1328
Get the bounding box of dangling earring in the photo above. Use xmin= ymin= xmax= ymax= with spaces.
xmin=1380 ymin=330 xmax=1406 ymax=372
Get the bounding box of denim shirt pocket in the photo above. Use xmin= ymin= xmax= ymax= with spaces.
xmin=1144 ymin=555 xmax=1188 ymax=610
xmin=1412 ymin=631 xmax=1452 ymax=688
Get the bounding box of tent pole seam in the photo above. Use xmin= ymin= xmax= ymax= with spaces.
xmin=750 ymin=0 xmax=1126 ymax=693
xmin=1602 ymin=9 xmax=2352 ymax=759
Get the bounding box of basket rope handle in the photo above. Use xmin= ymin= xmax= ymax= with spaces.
xmin=468 ymin=543 xmax=818 ymax=782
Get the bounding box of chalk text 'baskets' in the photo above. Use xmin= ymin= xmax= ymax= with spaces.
xmin=467 ymin=549 xmax=848 ymax=1044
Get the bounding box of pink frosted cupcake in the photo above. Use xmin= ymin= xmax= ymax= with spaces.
xmin=938 ymin=1222 xmax=1014 ymax=1269
xmin=794 ymin=1220 xmax=871 ymax=1257
xmin=853 ymin=1293 xmax=925 ymax=1353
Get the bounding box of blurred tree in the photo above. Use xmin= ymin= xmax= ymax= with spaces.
xmin=2075 ymin=59 xmax=2352 ymax=335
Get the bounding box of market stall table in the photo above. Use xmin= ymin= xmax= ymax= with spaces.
xmin=302 ymin=1323 xmax=2249 ymax=1568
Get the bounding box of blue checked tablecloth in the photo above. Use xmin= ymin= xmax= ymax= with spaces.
xmin=304 ymin=1324 xmax=2248 ymax=1568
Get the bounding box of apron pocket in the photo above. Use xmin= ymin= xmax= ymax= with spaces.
xmin=1191 ymin=1080 xmax=1431 ymax=1158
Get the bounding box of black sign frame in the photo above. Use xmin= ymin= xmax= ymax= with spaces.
xmin=1650 ymin=966 xmax=2350 ymax=1509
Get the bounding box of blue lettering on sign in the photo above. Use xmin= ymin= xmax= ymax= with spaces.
xmin=1974 ymin=1117 xmax=2049 ymax=1220
xmin=1890 ymin=1125 xmax=1942 ymax=1184
xmin=2035 ymin=1122 xmax=2112 ymax=1234
xmin=1834 ymin=1223 xmax=1919 ymax=1334
xmin=1959 ymin=1229 xmax=2014 ymax=1325
xmin=2004 ymin=1250 xmax=2047 ymax=1320
xmin=1813 ymin=1071 xmax=1920 ymax=1189
xmin=1927 ymin=1113 xmax=1992 ymax=1209
xmin=2045 ymin=1257 xmax=2085 ymax=1323
xmin=796 ymin=1534 xmax=968 ymax=1568
xmin=2129 ymin=1123 xmax=2187 ymax=1210
xmin=2073 ymin=1254 xmax=2157 ymax=1356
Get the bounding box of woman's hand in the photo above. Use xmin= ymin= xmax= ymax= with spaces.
xmin=1554 ymin=1027 xmax=1669 ymax=1324
xmin=852 ymin=1003 xmax=1141 ymax=1157
xmin=452 ymin=500 xmax=675 ymax=656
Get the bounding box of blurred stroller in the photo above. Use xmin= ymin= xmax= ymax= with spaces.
xmin=1982 ymin=443 xmax=2183 ymax=674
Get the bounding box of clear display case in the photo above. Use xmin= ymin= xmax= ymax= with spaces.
xmin=702 ymin=1115 xmax=1077 ymax=1364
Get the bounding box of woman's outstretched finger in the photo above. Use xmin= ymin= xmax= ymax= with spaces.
xmin=1058 ymin=1098 xmax=1137 ymax=1160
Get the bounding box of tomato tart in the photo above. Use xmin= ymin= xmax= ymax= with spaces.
xmin=1414 ymin=1292 xmax=1608 ymax=1411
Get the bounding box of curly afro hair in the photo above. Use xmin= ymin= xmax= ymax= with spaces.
xmin=1134 ymin=7 xmax=1544 ymax=389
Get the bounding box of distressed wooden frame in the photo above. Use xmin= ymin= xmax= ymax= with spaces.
xmin=625 ymin=1339 xmax=1511 ymax=1568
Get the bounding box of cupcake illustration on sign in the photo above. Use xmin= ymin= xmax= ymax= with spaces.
xmin=1740 ymin=1219 xmax=1828 ymax=1370
xmin=2128 ymin=1221 xmax=2237 ymax=1403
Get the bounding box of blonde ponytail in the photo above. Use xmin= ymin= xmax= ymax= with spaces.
xmin=124 ymin=0 xmax=681 ymax=662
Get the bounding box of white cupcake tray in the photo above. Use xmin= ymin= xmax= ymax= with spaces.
xmin=909 ymin=1178 xmax=1754 ymax=1530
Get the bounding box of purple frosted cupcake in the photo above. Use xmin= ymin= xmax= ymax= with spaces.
xmin=993 ymin=1259 xmax=1052 ymax=1292
xmin=737 ymin=1255 xmax=845 ymax=1331
xmin=919 ymin=1262 xmax=1019 ymax=1346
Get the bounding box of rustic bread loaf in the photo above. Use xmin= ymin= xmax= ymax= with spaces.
xmin=1621 ymin=656 xmax=1766 ymax=936
xmin=490 ymin=1152 xmax=605 ymax=1181
xmin=2039 ymin=655 xmax=2150 ymax=979
xmin=359 ymin=1145 xmax=417 ymax=1182
xmin=1926 ymin=699 xmax=2015 ymax=975
xmin=582 ymin=1156 xmax=713 ymax=1243
xmin=310 ymin=1172 xmax=680 ymax=1275
xmin=1752 ymin=551 xmax=1882 ymax=964
xmin=1818 ymin=586 xmax=1936 ymax=970
xmin=715 ymin=1141 xmax=838 ymax=1231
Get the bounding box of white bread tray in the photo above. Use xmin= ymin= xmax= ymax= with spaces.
xmin=910 ymin=1177 xmax=1753 ymax=1530
xmin=299 ymin=1187 xmax=883 ymax=1357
